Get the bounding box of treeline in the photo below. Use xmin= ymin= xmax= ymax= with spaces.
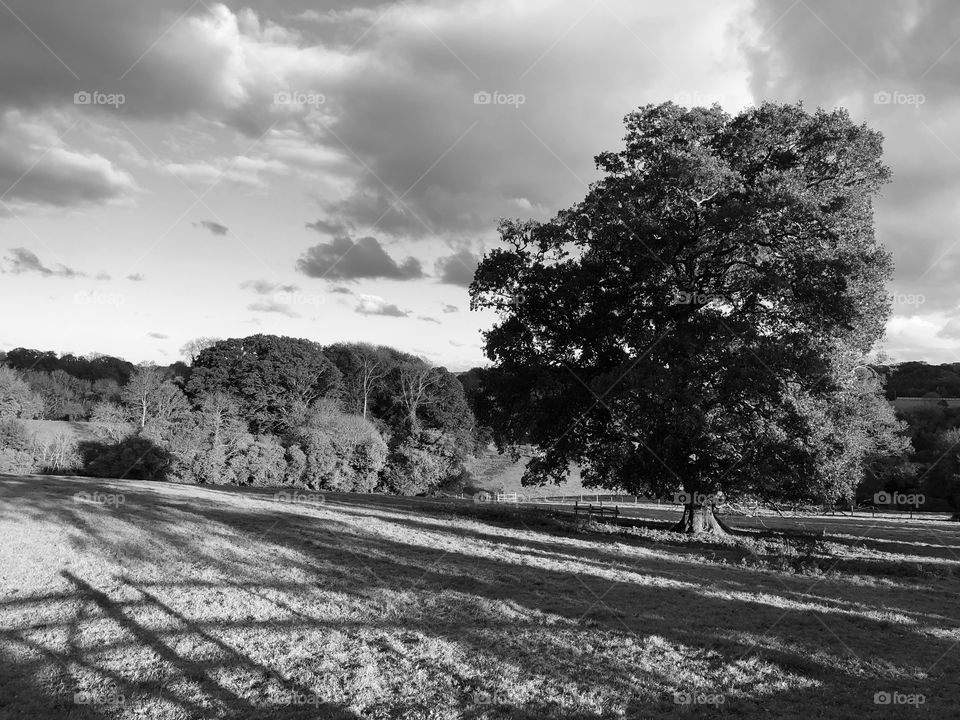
xmin=878 ymin=361 xmax=960 ymax=399
xmin=0 ymin=336 xmax=477 ymax=495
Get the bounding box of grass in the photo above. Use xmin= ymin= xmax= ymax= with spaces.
xmin=462 ymin=447 xmax=599 ymax=497
xmin=0 ymin=475 xmax=958 ymax=718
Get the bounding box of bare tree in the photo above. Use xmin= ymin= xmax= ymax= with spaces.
xmin=179 ymin=337 xmax=220 ymax=363
xmin=397 ymin=360 xmax=440 ymax=433
xmin=357 ymin=345 xmax=389 ymax=420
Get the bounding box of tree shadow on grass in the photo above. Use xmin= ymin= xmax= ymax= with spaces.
xmin=0 ymin=476 xmax=957 ymax=719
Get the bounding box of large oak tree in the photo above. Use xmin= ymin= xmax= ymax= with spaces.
xmin=470 ymin=102 xmax=908 ymax=532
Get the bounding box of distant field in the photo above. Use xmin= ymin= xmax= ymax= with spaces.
xmin=463 ymin=447 xmax=611 ymax=498
xmin=1 ymin=474 xmax=958 ymax=718
xmin=17 ymin=419 xmax=99 ymax=444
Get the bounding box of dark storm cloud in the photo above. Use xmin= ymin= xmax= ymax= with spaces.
xmin=2 ymin=248 xmax=84 ymax=278
xmin=297 ymin=235 xmax=424 ymax=281
xmin=435 ymin=249 xmax=479 ymax=286
xmin=194 ymin=220 xmax=229 ymax=236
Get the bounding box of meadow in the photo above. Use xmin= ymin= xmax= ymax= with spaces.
xmin=1 ymin=474 xmax=957 ymax=718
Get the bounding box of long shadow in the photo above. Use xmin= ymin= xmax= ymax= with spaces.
xmin=1 ymin=476 xmax=958 ymax=718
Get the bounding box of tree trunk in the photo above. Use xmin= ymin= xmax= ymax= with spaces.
xmin=670 ymin=503 xmax=732 ymax=534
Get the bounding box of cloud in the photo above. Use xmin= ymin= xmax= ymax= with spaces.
xmin=2 ymin=248 xmax=84 ymax=278
xmin=241 ymin=279 xmax=299 ymax=294
xmin=0 ymin=111 xmax=135 ymax=209
xmin=441 ymin=303 xmax=459 ymax=313
xmin=937 ymin=317 xmax=960 ymax=340
xmin=164 ymin=155 xmax=287 ymax=189
xmin=305 ymin=218 xmax=352 ymax=236
xmin=248 ymin=300 xmax=300 ymax=318
xmin=418 ymin=315 xmax=441 ymax=324
xmin=435 ymin=249 xmax=479 ymax=286
xmin=355 ymin=294 xmax=409 ymax=317
xmin=95 ymin=271 xmax=111 ymax=280
xmin=147 ymin=332 xmax=168 ymax=339
xmin=127 ymin=273 xmax=144 ymax=281
xmin=331 ymin=286 xmax=353 ymax=294
xmin=743 ymin=0 xmax=960 ymax=358
xmin=194 ymin=220 xmax=229 ymax=236
xmin=297 ymin=235 xmax=424 ymax=281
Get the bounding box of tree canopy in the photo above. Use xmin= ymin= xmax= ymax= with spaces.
xmin=471 ymin=101 xmax=908 ymax=531
xmin=187 ymin=335 xmax=342 ymax=433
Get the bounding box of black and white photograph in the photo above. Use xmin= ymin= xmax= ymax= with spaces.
xmin=0 ymin=1 xmax=958 ymax=717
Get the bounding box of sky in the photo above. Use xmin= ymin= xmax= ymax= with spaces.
xmin=0 ymin=0 xmax=957 ymax=370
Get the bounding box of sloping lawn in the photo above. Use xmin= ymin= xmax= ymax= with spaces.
xmin=0 ymin=475 xmax=957 ymax=718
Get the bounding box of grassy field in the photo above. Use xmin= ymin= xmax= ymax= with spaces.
xmin=463 ymin=448 xmax=597 ymax=498
xmin=1 ymin=475 xmax=958 ymax=718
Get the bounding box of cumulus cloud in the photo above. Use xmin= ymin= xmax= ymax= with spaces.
xmin=127 ymin=273 xmax=144 ymax=281
xmin=435 ymin=249 xmax=479 ymax=286
xmin=2 ymin=248 xmax=84 ymax=278
xmin=418 ymin=315 xmax=441 ymax=324
xmin=297 ymin=235 xmax=424 ymax=281
xmin=441 ymin=303 xmax=459 ymax=313
xmin=355 ymin=294 xmax=409 ymax=317
xmin=147 ymin=332 xmax=168 ymax=339
xmin=0 ymin=111 xmax=134 ymax=209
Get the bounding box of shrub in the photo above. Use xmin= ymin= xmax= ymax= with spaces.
xmin=0 ymin=418 xmax=35 ymax=474
xmin=28 ymin=432 xmax=81 ymax=473
xmin=90 ymin=401 xmax=136 ymax=442
xmin=0 ymin=367 xmax=43 ymax=420
xmin=229 ymin=435 xmax=288 ymax=486
xmin=380 ymin=429 xmax=466 ymax=495
xmin=287 ymin=406 xmax=388 ymax=491
xmin=78 ymin=436 xmax=173 ymax=481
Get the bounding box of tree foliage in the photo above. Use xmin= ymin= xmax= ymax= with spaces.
xmin=187 ymin=335 xmax=342 ymax=433
xmin=471 ymin=102 xmax=906 ymax=525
